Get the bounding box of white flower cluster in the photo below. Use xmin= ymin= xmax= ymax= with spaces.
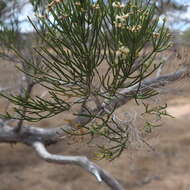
xmin=116 ymin=46 xmax=130 ymax=58
xmin=113 ymin=13 xmax=130 ymax=29
xmin=75 ymin=2 xmax=81 ymax=6
xmin=112 ymin=1 xmax=125 ymax=8
xmin=92 ymin=3 xmax=100 ymax=9
xmin=152 ymin=32 xmax=160 ymax=38
xmin=114 ymin=14 xmax=142 ymax=32
xmin=126 ymin=25 xmax=142 ymax=32
xmin=115 ymin=14 xmax=130 ymax=22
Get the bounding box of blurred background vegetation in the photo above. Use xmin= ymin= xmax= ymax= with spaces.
xmin=0 ymin=0 xmax=189 ymax=62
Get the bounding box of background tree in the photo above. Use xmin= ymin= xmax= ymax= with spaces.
xmin=153 ymin=0 xmax=190 ymax=31
xmin=153 ymin=0 xmax=187 ymax=15
xmin=0 ymin=0 xmax=189 ymax=190
xmin=179 ymin=27 xmax=190 ymax=46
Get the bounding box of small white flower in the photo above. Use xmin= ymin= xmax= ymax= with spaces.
xmin=153 ymin=32 xmax=160 ymax=38
xmin=127 ymin=25 xmax=142 ymax=32
xmin=113 ymin=21 xmax=124 ymax=28
xmin=116 ymin=15 xmax=125 ymax=22
xmin=92 ymin=3 xmax=100 ymax=9
xmin=119 ymin=46 xmax=130 ymax=55
xmin=59 ymin=80 xmax=65 ymax=85
xmin=75 ymin=2 xmax=81 ymax=6
xmin=112 ymin=1 xmax=125 ymax=8
xmin=122 ymin=13 xmax=130 ymax=19
xmin=116 ymin=46 xmax=130 ymax=58
xmin=115 ymin=13 xmax=130 ymax=22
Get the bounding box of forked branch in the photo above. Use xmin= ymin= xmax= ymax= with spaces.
xmin=75 ymin=67 xmax=190 ymax=125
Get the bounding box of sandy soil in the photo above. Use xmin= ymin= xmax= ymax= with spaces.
xmin=0 ymin=48 xmax=190 ymax=190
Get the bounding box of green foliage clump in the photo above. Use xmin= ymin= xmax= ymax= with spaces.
xmin=0 ymin=0 xmax=171 ymax=159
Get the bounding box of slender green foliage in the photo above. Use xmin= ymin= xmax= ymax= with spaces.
xmin=0 ymin=0 xmax=171 ymax=159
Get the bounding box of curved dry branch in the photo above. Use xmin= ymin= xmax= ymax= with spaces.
xmin=108 ymin=67 xmax=189 ymax=110
xmin=0 ymin=68 xmax=189 ymax=190
xmin=0 ymin=122 xmax=70 ymax=145
xmin=75 ymin=67 xmax=190 ymax=125
xmin=0 ymin=68 xmax=188 ymax=144
xmin=32 ymin=141 xmax=124 ymax=190
xmin=0 ymin=123 xmax=125 ymax=190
